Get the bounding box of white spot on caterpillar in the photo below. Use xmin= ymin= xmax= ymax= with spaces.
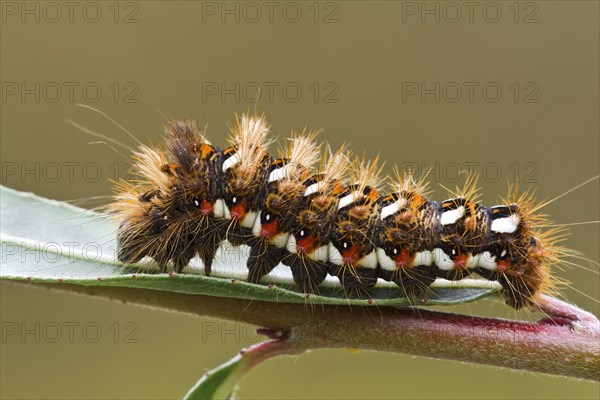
xmin=240 ymin=211 xmax=257 ymax=228
xmin=268 ymin=165 xmax=292 ymax=183
xmin=222 ymin=152 xmax=240 ymax=171
xmin=376 ymin=248 xmax=396 ymax=271
xmin=491 ymin=214 xmax=520 ymax=233
xmin=411 ymin=250 xmax=433 ymax=267
xmin=467 ymin=253 xmax=481 ymax=269
xmin=380 ymin=202 xmax=400 ymax=220
xmin=308 ymin=245 xmax=328 ymax=262
xmin=356 ymin=250 xmax=378 ymax=269
xmin=304 ymin=182 xmax=322 ymax=197
xmin=433 ymin=248 xmax=455 ymax=270
xmin=213 ymin=199 xmax=227 ymax=219
xmin=478 ymin=251 xmax=497 ymax=270
xmin=286 ymin=234 xmax=297 ymax=254
xmin=380 ymin=197 xmax=408 ymax=220
xmin=440 ymin=206 xmax=465 ymax=226
xmin=270 ymin=232 xmax=290 ymax=248
xmin=328 ymin=243 xmax=343 ymax=265
xmin=338 ymin=191 xmax=360 ymax=210
xmin=251 ymin=211 xmax=262 ymax=237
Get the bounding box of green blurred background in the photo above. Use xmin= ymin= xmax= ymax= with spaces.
xmin=1 ymin=1 xmax=598 ymax=399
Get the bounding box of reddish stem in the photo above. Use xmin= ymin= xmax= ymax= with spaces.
xmin=22 ymin=282 xmax=600 ymax=381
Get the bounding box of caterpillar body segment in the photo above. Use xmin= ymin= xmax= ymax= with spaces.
xmin=327 ymin=157 xmax=384 ymax=298
xmin=163 ymin=120 xmax=226 ymax=274
xmin=376 ymin=182 xmax=440 ymax=300
xmin=247 ymin=132 xmax=321 ymax=284
xmin=220 ymin=113 xmax=273 ymax=246
xmin=281 ymin=149 xmax=350 ymax=293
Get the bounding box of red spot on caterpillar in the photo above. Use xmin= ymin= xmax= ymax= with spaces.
xmin=453 ymin=253 xmax=468 ymax=269
xmin=261 ymin=220 xmax=279 ymax=239
xmin=296 ymin=235 xmax=317 ymax=254
xmin=231 ymin=201 xmax=246 ymax=221
xmin=342 ymin=245 xmax=361 ymax=264
xmin=497 ymin=259 xmax=511 ymax=273
xmin=394 ymin=249 xmax=415 ymax=269
xmin=201 ymin=200 xmax=213 ymax=215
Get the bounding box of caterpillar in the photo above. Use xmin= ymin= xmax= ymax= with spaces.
xmin=110 ymin=112 xmax=565 ymax=310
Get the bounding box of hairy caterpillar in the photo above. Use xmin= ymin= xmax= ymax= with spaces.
xmin=110 ymin=112 xmax=567 ymax=310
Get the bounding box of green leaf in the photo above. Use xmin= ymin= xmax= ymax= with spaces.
xmin=183 ymin=339 xmax=302 ymax=400
xmin=0 ymin=185 xmax=500 ymax=306
xmin=183 ymin=353 xmax=241 ymax=400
